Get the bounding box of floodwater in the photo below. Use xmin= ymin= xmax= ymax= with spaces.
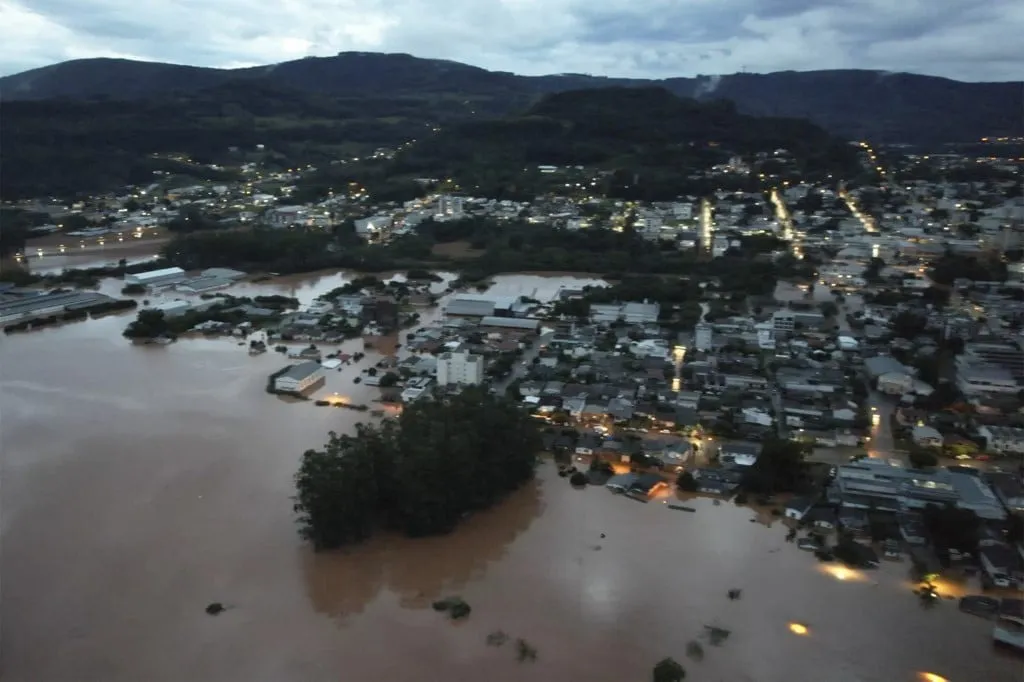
xmin=0 ymin=272 xmax=1018 ymax=682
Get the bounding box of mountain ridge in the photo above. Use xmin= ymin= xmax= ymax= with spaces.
xmin=2 ymin=52 xmax=1020 ymax=145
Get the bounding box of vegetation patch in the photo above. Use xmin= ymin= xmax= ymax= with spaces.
xmin=704 ymin=625 xmax=731 ymax=646
xmin=514 ymin=638 xmax=538 ymax=663
xmin=652 ymin=656 xmax=686 ymax=681
xmin=431 ymin=596 xmax=471 ymax=620
xmin=293 ymin=387 xmax=540 ymax=548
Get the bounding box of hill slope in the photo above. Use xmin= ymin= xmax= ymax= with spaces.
xmin=299 ymin=87 xmax=861 ymax=203
xmin=2 ymin=52 xmax=1020 ymax=144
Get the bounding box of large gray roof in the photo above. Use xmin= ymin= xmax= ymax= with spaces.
xmin=479 ymin=316 xmax=538 ymax=330
xmin=445 ymin=298 xmax=495 ymax=317
xmin=280 ymin=361 xmax=322 ymax=381
xmin=864 ymin=355 xmax=909 ymax=379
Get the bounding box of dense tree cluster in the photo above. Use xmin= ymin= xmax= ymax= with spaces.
xmin=293 ymin=387 xmax=541 ymax=549
xmin=922 ymin=503 xmax=980 ymax=556
xmin=741 ymin=437 xmax=812 ymax=494
xmin=386 ymin=88 xmax=859 ymax=202
xmin=157 ymin=215 xmax=789 ymax=284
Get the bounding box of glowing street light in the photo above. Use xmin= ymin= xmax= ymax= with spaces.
xmin=788 ymin=622 xmax=809 ymax=636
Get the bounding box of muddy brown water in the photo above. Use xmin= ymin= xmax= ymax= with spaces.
xmin=0 ymin=272 xmax=1018 ymax=682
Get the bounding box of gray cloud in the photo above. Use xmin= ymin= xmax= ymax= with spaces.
xmin=1 ymin=0 xmax=1021 ymax=81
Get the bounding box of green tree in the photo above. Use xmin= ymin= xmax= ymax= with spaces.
xmin=742 ymin=437 xmax=810 ymax=494
xmin=652 ymin=657 xmax=686 ymax=682
xmin=122 ymin=308 xmax=169 ymax=339
xmin=293 ymin=387 xmax=540 ymax=548
xmin=676 ymin=471 xmax=698 ymax=491
xmin=922 ymin=503 xmax=980 ymax=555
xmin=293 ymin=425 xmax=387 ymax=549
xmin=908 ymin=447 xmax=939 ymax=469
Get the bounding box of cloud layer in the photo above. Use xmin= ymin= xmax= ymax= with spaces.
xmin=2 ymin=0 xmax=1022 ymax=81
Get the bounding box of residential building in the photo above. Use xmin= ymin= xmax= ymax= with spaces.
xmin=273 ymin=361 xmax=324 ymax=393
xmin=694 ymin=322 xmax=713 ymax=351
xmin=771 ymin=308 xmax=823 ymax=333
xmin=265 ymin=205 xmax=308 ymax=228
xmin=436 ymin=351 xmax=485 ymax=386
xmin=911 ymin=425 xmax=943 ymax=448
xmin=719 ymin=441 xmax=762 ymax=467
xmin=978 ymin=426 xmax=1024 ymax=455
xmin=589 ymin=301 xmax=660 ymax=324
xmin=438 ymin=195 xmax=465 ymax=217
xmin=400 ymin=377 xmax=434 ymax=402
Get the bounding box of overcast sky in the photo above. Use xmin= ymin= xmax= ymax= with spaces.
xmin=2 ymin=0 xmax=1022 ymax=81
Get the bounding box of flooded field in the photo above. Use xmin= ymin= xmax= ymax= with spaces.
xmin=0 ymin=271 xmax=1018 ymax=682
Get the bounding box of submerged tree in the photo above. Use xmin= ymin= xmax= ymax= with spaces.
xmin=293 ymin=387 xmax=541 ymax=549
xmin=652 ymin=657 xmax=686 ymax=682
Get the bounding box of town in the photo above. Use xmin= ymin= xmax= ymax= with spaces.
xmin=3 ymin=137 xmax=1024 ymax=661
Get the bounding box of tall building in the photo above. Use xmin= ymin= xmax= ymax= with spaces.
xmin=436 ymin=351 xmax=485 ymax=386
xmin=694 ymin=323 xmax=713 ymax=351
xmin=438 ymin=195 xmax=465 ymax=217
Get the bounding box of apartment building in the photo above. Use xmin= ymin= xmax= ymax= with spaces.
xmin=436 ymin=351 xmax=485 ymax=387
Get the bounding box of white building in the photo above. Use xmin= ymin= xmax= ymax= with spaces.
xmin=436 ymin=351 xmax=484 ymax=386
xmin=401 ymin=376 xmax=434 ymax=402
xmin=438 ymin=195 xmax=465 ymax=217
xmin=978 ymin=426 xmax=1024 ymax=455
xmin=589 ymin=301 xmax=661 ymax=324
xmin=153 ymin=300 xmax=192 ymax=317
xmin=273 ymin=361 xmax=324 ymax=393
xmin=124 ymin=267 xmax=187 ymax=288
xmin=694 ymin=323 xmax=713 ymax=351
xmin=265 ymin=205 xmax=308 ymax=228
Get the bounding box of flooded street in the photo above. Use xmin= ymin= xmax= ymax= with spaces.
xmin=1 ymin=272 xmax=1018 ymax=682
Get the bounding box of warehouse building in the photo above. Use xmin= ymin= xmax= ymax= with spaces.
xmin=0 ymin=291 xmax=115 ymax=323
xmin=272 ymin=361 xmax=325 ymax=394
xmin=124 ymin=267 xmax=187 ymax=288
xmin=176 ymin=276 xmax=235 ymax=294
xmin=479 ymin=316 xmax=539 ymax=332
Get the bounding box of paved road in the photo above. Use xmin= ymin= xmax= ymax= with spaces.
xmin=494 ymin=331 xmax=555 ymax=393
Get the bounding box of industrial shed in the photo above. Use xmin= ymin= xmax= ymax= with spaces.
xmin=479 ymin=316 xmax=539 ymax=331
xmin=444 ymin=296 xmax=497 ymax=317
xmin=124 ymin=267 xmax=186 ymax=287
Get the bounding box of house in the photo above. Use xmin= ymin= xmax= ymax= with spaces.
xmin=273 ymin=361 xmax=324 ymax=394
xmin=804 ymin=506 xmax=838 ymax=530
xmin=628 ymin=473 xmax=669 ymax=497
xmin=719 ymin=441 xmax=762 ymax=467
xmin=987 ymin=472 xmax=1024 ymax=513
xmin=911 ymin=425 xmax=944 ymax=448
xmin=979 ymin=545 xmax=1023 ymax=588
xmin=695 ymin=478 xmax=739 ymax=496
xmin=784 ymin=496 xmax=815 ymax=521
xmin=978 ymin=426 xmax=1024 ymax=455
xmin=606 ymin=473 xmax=639 ymax=492
xmin=864 ymin=355 xmax=911 ymax=384
xmin=400 ymin=377 xmax=434 ymax=402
